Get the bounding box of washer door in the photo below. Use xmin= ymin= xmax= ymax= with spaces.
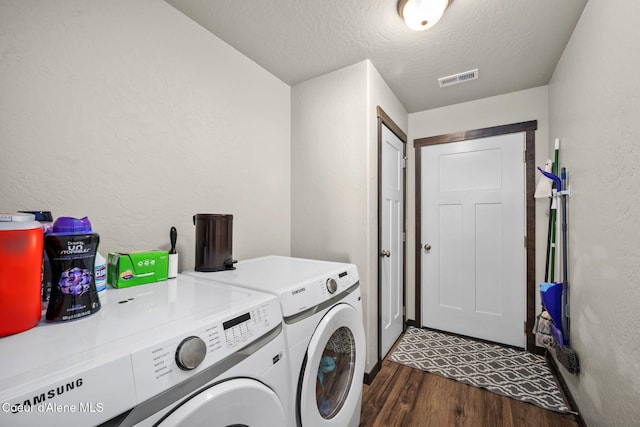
xmin=298 ymin=303 xmax=365 ymax=427
xmin=158 ymin=378 xmax=286 ymax=427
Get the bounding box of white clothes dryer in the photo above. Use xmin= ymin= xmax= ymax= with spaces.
xmin=0 ymin=274 xmax=290 ymax=427
xmin=186 ymin=256 xmax=366 ymax=427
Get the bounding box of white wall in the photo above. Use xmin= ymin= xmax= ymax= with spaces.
xmin=291 ymin=61 xmax=369 ymax=265
xmin=0 ymin=0 xmax=291 ymax=269
xmin=291 ymin=60 xmax=407 ymax=373
xmin=548 ymin=0 xmax=640 ymax=425
xmin=407 ymin=86 xmax=550 ymax=324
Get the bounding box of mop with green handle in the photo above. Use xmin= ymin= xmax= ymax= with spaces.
xmin=533 ymin=139 xmax=560 ymax=347
xmin=537 ymin=167 xmax=580 ymax=374
xmin=536 ymin=140 xmax=561 ymax=285
xmin=533 ymin=159 xmax=556 ymax=347
xmin=537 ymin=168 xmax=563 ymax=331
xmin=549 ymin=139 xmax=560 ymax=282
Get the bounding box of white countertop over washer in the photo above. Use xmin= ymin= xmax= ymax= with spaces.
xmin=0 ymin=274 xmax=284 ymax=426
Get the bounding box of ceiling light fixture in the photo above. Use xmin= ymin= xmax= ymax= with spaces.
xmin=397 ymin=0 xmax=450 ymax=31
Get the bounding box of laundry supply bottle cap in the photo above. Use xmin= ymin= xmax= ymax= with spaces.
xmin=0 ymin=212 xmax=35 ymax=222
xmin=19 ymin=211 xmax=53 ymax=222
xmin=0 ymin=212 xmax=42 ymax=231
xmin=53 ymin=216 xmax=93 ymax=234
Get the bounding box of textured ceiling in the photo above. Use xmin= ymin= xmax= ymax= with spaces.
xmin=165 ymin=0 xmax=587 ymax=113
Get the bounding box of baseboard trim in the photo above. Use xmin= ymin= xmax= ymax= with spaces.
xmin=364 ymin=359 xmax=382 ymax=385
xmin=365 ymin=322 xmax=415 ymax=385
xmin=406 ymin=319 xmax=419 ymax=328
xmin=545 ymin=351 xmax=587 ymax=427
xmin=533 ymin=345 xmax=546 ymax=356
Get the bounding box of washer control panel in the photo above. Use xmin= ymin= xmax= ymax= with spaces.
xmin=175 ymin=336 xmax=207 ymax=370
xmin=130 ymin=297 xmax=280 ymax=403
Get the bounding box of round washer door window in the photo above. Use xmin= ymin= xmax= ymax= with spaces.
xmin=316 ymin=326 xmax=356 ymax=418
xmin=299 ymin=303 xmax=365 ymax=426
xmin=158 ymin=378 xmax=286 ymax=426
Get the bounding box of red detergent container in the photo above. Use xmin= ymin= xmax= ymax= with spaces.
xmin=0 ymin=212 xmax=44 ymax=337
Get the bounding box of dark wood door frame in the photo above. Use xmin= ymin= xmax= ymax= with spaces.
xmin=377 ymin=106 xmax=407 ymax=363
xmin=414 ymin=120 xmax=537 ymax=352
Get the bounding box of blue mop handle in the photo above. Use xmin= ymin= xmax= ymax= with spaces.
xmin=560 ymin=167 xmax=569 ymax=345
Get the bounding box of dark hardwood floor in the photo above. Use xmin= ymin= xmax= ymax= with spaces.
xmin=360 ymin=358 xmax=580 ymax=427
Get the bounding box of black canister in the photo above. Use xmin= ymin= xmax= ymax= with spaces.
xmin=45 ymin=217 xmax=101 ymax=322
xmin=193 ymin=214 xmax=236 ymax=272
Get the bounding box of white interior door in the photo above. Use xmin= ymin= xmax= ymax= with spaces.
xmin=380 ymin=124 xmax=404 ymax=357
xmin=420 ymin=133 xmax=526 ymax=347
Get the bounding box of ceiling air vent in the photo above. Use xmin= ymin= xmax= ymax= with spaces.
xmin=438 ymin=68 xmax=479 ymax=88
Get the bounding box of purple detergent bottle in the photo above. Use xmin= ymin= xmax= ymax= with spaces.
xmin=45 ymin=217 xmax=101 ymax=322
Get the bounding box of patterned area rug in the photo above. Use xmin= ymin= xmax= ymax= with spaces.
xmin=389 ymin=327 xmax=570 ymax=413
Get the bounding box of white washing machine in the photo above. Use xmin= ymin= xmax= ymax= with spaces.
xmin=186 ymin=256 xmax=366 ymax=427
xmin=0 ymin=274 xmax=290 ymax=427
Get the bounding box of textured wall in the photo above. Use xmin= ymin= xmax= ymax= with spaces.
xmin=548 ymin=0 xmax=640 ymax=425
xmin=0 ymin=0 xmax=291 ymax=269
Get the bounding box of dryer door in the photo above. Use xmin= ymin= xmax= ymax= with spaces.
xmin=158 ymin=378 xmax=286 ymax=426
xmin=298 ymin=303 xmax=366 ymax=427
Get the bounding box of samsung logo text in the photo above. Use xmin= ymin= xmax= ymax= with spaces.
xmin=7 ymin=378 xmax=83 ymax=412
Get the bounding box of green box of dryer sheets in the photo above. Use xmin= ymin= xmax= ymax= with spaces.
xmin=107 ymin=251 xmax=168 ymax=288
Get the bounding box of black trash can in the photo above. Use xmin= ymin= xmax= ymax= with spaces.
xmin=193 ymin=214 xmax=236 ymax=272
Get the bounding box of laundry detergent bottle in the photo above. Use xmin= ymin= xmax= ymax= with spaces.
xmin=45 ymin=217 xmax=101 ymax=322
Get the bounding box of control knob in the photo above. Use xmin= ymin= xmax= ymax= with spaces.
xmin=175 ymin=336 xmax=207 ymax=371
xmin=326 ymin=278 xmax=338 ymax=294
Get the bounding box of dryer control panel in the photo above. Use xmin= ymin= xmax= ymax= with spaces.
xmin=130 ymin=297 xmax=281 ymax=404
xmin=318 ymin=267 xmax=359 ymax=300
xmin=279 ymin=264 xmax=359 ymax=317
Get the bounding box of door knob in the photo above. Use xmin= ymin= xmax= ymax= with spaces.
xmin=380 ymin=250 xmax=391 ymax=257
xmin=423 ymin=244 xmax=432 ymax=251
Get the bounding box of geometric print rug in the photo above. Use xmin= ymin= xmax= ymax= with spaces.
xmin=389 ymin=327 xmax=571 ymax=413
